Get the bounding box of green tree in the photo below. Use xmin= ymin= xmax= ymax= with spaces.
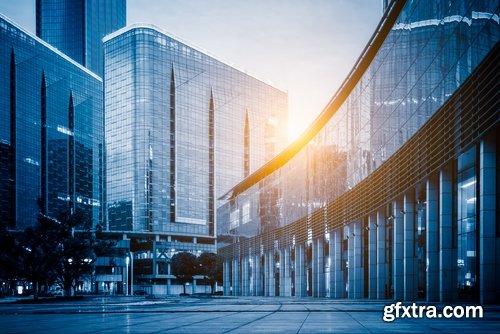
xmin=197 ymin=252 xmax=222 ymax=294
xmin=171 ymin=252 xmax=198 ymax=294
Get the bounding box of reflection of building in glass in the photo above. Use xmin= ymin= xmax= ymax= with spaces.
xmin=0 ymin=14 xmax=104 ymax=230
xmin=36 ymin=0 xmax=126 ymax=76
xmin=218 ymin=0 xmax=500 ymax=304
xmin=103 ymin=25 xmax=288 ymax=294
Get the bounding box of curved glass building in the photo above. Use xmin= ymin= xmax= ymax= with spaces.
xmin=218 ymin=0 xmax=500 ymax=304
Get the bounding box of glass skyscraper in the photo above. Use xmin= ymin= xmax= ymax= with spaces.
xmin=36 ymin=0 xmax=126 ymax=76
xmin=103 ymin=25 xmax=287 ymax=294
xmin=219 ymin=0 xmax=500 ymax=304
xmin=0 ymin=14 xmax=104 ymax=230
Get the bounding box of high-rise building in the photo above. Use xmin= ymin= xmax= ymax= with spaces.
xmin=0 ymin=14 xmax=104 ymax=231
xmin=218 ymin=0 xmax=500 ymax=304
xmin=103 ymin=25 xmax=288 ymax=294
xmin=36 ymin=0 xmax=126 ymax=76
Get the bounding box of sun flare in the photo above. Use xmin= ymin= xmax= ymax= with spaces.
xmin=287 ymin=119 xmax=308 ymax=143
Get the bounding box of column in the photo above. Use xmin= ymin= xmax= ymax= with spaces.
xmin=264 ymin=253 xmax=269 ymax=296
xmin=403 ymin=190 xmax=417 ymax=301
xmin=353 ymin=221 xmax=363 ymax=299
xmin=254 ymin=254 xmax=262 ymax=296
xmin=283 ymin=248 xmax=292 ymax=296
xmin=294 ymin=243 xmax=306 ymax=297
xmin=426 ymin=174 xmax=439 ymax=302
xmin=328 ymin=232 xmax=335 ymax=298
xmin=312 ymin=237 xmax=325 ymax=297
xmin=279 ymin=248 xmax=291 ymax=296
xmin=248 ymin=249 xmax=254 ymax=296
xmin=167 ymin=262 xmax=172 ymax=295
xmin=242 ymin=256 xmax=250 ymax=296
xmin=347 ymin=223 xmax=356 ymax=299
xmin=152 ymin=238 xmax=157 ymax=276
xmin=393 ymin=197 xmax=404 ymax=300
xmin=250 ymin=254 xmax=255 ymax=296
xmin=279 ymin=248 xmax=285 ymax=296
xmin=223 ymin=260 xmax=231 ymax=295
xmin=331 ymin=229 xmax=344 ymax=298
xmin=368 ymin=213 xmax=377 ymax=299
xmin=376 ymin=209 xmax=387 ymax=299
xmin=192 ymin=277 xmax=197 ymax=294
xmin=268 ymin=251 xmax=276 ymax=296
xmin=479 ymin=134 xmax=497 ymax=304
xmin=232 ymin=258 xmax=240 ymax=296
xmin=440 ymin=165 xmax=454 ymax=302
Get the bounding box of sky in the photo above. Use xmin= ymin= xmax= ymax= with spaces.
xmin=0 ymin=0 xmax=382 ymax=142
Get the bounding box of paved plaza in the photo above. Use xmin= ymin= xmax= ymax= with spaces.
xmin=0 ymin=296 xmax=499 ymax=333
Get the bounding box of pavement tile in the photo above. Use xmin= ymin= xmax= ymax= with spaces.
xmin=0 ymin=296 xmax=498 ymax=333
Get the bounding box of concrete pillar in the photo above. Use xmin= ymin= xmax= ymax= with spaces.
xmin=269 ymin=251 xmax=276 ymax=297
xmin=279 ymin=248 xmax=292 ymax=296
xmin=264 ymin=253 xmax=269 ymax=296
xmin=331 ymin=229 xmax=344 ymax=298
xmin=294 ymin=243 xmax=306 ymax=297
xmin=279 ymin=248 xmax=285 ymax=296
xmin=312 ymin=237 xmax=325 ymax=297
xmin=376 ymin=209 xmax=387 ymax=299
xmin=347 ymin=224 xmax=355 ymax=298
xmin=328 ymin=233 xmax=334 ymax=298
xmin=264 ymin=252 xmax=275 ymax=296
xmin=333 ymin=229 xmax=345 ymax=298
xmin=152 ymin=239 xmax=157 ymax=276
xmin=242 ymin=256 xmax=250 ymax=296
xmin=192 ymin=277 xmax=197 ymax=294
xmin=248 ymin=253 xmax=255 ymax=296
xmin=232 ymin=258 xmax=240 ymax=296
xmin=393 ymin=197 xmax=404 ymax=300
xmin=284 ymin=248 xmax=292 ymax=296
xmin=403 ymin=190 xmax=417 ymax=301
xmin=167 ymin=262 xmax=172 ymax=295
xmin=223 ymin=260 xmax=231 ymax=295
xmin=368 ymin=213 xmax=377 ymax=299
xmin=479 ymin=134 xmax=498 ymax=304
xmin=254 ymin=254 xmax=262 ymax=296
xmin=440 ymin=165 xmax=454 ymax=302
xmin=353 ymin=221 xmax=363 ymax=299
xmin=312 ymin=240 xmax=318 ymax=297
xmin=426 ymin=174 xmax=439 ymax=302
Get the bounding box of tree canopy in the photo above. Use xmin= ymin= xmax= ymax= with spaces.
xmin=170 ymin=251 xmax=222 ymax=295
xmin=1 ymin=210 xmax=113 ymax=299
xmin=171 ymin=252 xmax=198 ymax=294
xmin=197 ymin=252 xmax=223 ymax=293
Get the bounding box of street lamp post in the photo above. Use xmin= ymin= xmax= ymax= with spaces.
xmin=125 ymin=255 xmax=129 ymax=296
xmin=166 ymin=249 xmax=175 ymax=295
xmin=130 ymin=251 xmax=134 ymax=295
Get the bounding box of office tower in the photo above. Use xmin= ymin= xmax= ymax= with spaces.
xmin=103 ymin=25 xmax=288 ymax=294
xmin=36 ymin=0 xmax=126 ymax=76
xmin=0 ymin=14 xmax=104 ymax=230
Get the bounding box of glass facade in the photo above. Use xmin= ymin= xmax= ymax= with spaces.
xmin=222 ymin=0 xmax=499 ymax=237
xmin=103 ymin=25 xmax=288 ymax=237
xmin=218 ymin=0 xmax=499 ymax=303
xmin=457 ymin=146 xmax=477 ymax=299
xmin=0 ymin=14 xmax=104 ymax=230
xmin=36 ymin=0 xmax=126 ymax=76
